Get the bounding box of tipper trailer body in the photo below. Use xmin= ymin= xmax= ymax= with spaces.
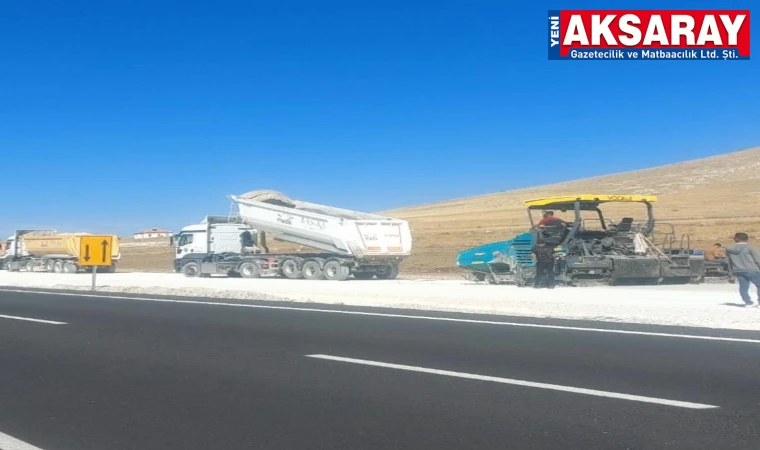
xmin=2 ymin=230 xmax=120 ymax=273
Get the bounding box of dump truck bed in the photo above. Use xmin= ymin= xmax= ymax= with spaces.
xmin=229 ymin=190 xmax=412 ymax=259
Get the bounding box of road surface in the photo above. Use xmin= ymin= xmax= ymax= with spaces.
xmin=0 ymin=287 xmax=759 ymax=449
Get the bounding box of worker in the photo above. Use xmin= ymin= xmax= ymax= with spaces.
xmin=537 ymin=211 xmax=568 ymax=227
xmin=725 ymin=232 xmax=760 ymax=307
xmin=531 ymin=240 xmax=556 ymax=289
xmin=705 ymin=243 xmax=727 ymax=261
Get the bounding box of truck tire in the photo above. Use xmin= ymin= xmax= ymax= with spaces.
xmin=376 ymin=265 xmax=399 ymax=280
xmin=323 ymin=260 xmax=350 ymax=281
xmin=182 ymin=261 xmax=201 ymax=277
xmin=63 ymin=262 xmax=77 ymax=273
xmin=238 ymin=261 xmax=261 ymax=279
xmin=281 ymin=259 xmax=302 ymax=279
xmin=301 ymin=260 xmax=324 ymax=280
xmin=45 ymin=260 xmax=55 ymax=272
xmin=53 ymin=260 xmax=64 ymax=273
xmin=24 ymin=261 xmax=35 ymax=272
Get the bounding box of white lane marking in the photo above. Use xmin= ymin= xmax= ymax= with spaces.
xmin=306 ymin=354 xmax=719 ymax=410
xmin=0 ymin=288 xmax=758 ymax=343
xmin=0 ymin=314 xmax=67 ymax=325
xmin=0 ymin=429 xmax=46 ymax=450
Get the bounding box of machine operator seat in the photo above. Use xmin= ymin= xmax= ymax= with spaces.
xmin=613 ymin=217 xmax=634 ymax=233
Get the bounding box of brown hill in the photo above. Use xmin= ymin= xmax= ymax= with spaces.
xmin=119 ymin=146 xmax=760 ymax=274
xmin=383 ymin=146 xmax=760 ymax=273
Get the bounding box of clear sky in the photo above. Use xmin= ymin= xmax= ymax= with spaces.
xmin=1 ymin=0 xmax=758 ymax=238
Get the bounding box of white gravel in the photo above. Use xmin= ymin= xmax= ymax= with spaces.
xmin=1 ymin=271 xmax=758 ymax=331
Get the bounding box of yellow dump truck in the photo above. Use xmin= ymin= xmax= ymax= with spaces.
xmin=2 ymin=230 xmax=120 ymax=273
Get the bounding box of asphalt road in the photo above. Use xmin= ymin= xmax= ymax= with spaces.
xmin=0 ymin=288 xmax=759 ymax=450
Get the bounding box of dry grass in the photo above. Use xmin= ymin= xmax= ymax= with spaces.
xmin=383 ymin=146 xmax=760 ymax=273
xmin=119 ymin=146 xmax=760 ymax=274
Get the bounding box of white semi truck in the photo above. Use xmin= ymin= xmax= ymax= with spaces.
xmin=173 ymin=190 xmax=413 ymax=280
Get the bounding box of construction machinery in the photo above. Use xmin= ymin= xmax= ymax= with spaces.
xmin=1 ymin=230 xmax=121 ymax=273
xmin=173 ymin=190 xmax=412 ymax=280
xmin=456 ymin=194 xmax=706 ymax=286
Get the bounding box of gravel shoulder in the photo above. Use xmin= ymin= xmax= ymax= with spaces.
xmin=1 ymin=271 xmax=757 ymax=331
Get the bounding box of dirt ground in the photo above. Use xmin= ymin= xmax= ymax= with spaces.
xmin=118 ymin=241 xmax=175 ymax=272
xmin=118 ymin=147 xmax=760 ymax=274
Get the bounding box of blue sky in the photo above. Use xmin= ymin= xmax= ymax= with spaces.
xmin=1 ymin=0 xmax=758 ymax=237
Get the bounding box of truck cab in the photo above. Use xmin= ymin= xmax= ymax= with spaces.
xmin=1 ymin=236 xmax=14 ymax=269
xmin=1 ymin=235 xmax=30 ymax=270
xmin=173 ymin=217 xmax=257 ymax=273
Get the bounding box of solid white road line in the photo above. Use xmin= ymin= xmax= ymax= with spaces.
xmin=306 ymin=354 xmax=720 ymax=410
xmin=0 ymin=429 xmax=46 ymax=450
xmin=0 ymin=288 xmax=758 ymax=343
xmin=0 ymin=314 xmax=67 ymax=325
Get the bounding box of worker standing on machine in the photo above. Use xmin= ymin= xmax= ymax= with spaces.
xmin=532 ymin=240 xmax=556 ymax=289
xmin=706 ymin=243 xmax=729 ymax=272
xmin=706 ymin=243 xmax=727 ymax=261
xmin=534 ymin=211 xmax=568 ymax=231
xmin=537 ymin=211 xmax=567 ymax=226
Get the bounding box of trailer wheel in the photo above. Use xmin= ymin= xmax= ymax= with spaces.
xmin=63 ymin=262 xmax=77 ymax=274
xmin=53 ymin=260 xmax=64 ymax=273
xmin=238 ymin=262 xmax=261 ymax=279
xmin=323 ymin=261 xmax=350 ymax=281
xmin=281 ymin=259 xmax=302 ymax=279
xmin=302 ymin=260 xmax=324 ymax=280
xmin=182 ymin=262 xmax=201 ymax=277
xmin=45 ymin=260 xmax=55 ymax=272
xmin=376 ymin=265 xmax=399 ymax=280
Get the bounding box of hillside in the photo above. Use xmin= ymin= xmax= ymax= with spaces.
xmin=119 ymin=146 xmax=760 ymax=274
xmin=382 ymin=146 xmax=760 ymax=273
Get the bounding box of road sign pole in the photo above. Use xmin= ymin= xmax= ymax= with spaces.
xmin=91 ymin=265 xmax=97 ymax=291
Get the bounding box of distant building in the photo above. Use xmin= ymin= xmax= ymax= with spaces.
xmin=133 ymin=228 xmax=173 ymax=240
xmin=0 ymin=240 xmax=7 ymax=255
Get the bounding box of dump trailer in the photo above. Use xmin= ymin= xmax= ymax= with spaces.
xmin=457 ymin=194 xmax=706 ymax=287
xmin=2 ymin=230 xmax=121 ymax=273
xmin=173 ymin=190 xmax=413 ymax=280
